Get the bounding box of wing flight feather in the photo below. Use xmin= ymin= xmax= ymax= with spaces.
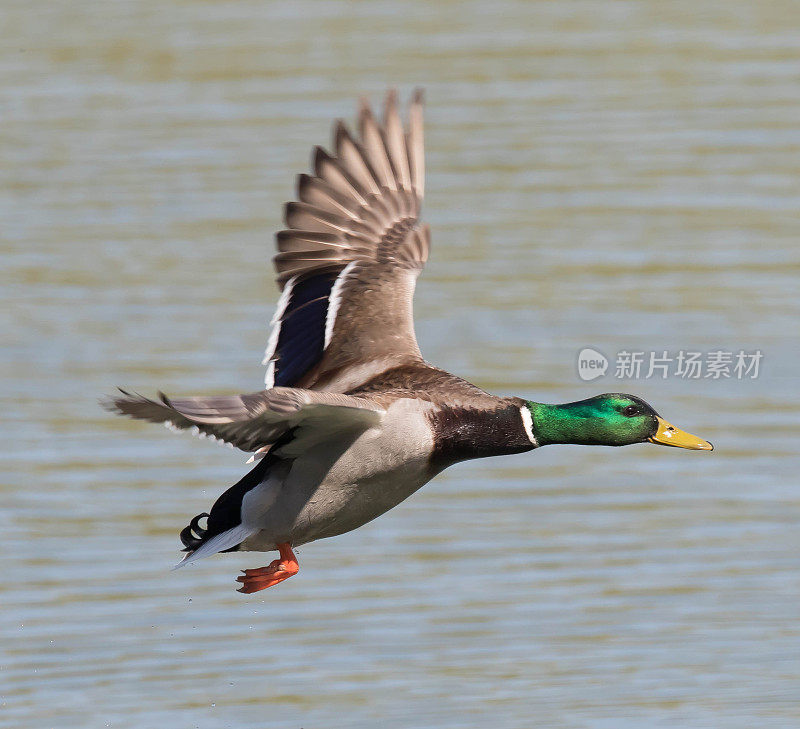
xmin=266 ymin=89 xmax=429 ymax=392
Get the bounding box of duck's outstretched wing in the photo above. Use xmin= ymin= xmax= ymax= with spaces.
xmin=264 ymin=89 xmax=429 ymax=392
xmin=104 ymin=387 xmax=385 ymax=455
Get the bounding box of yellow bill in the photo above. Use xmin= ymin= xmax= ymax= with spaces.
xmin=648 ymin=417 xmax=713 ymax=451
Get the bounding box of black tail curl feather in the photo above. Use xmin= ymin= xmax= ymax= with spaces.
xmin=177 ymin=453 xmax=277 ymax=554
xmin=180 ymin=512 xmax=210 ymax=551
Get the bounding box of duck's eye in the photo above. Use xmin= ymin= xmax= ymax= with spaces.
xmin=622 ymin=405 xmax=640 ymax=417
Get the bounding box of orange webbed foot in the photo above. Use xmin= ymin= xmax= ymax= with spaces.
xmin=236 ymin=542 xmax=298 ymax=594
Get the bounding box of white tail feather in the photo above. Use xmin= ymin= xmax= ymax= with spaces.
xmin=172 ymin=523 xmax=258 ymax=570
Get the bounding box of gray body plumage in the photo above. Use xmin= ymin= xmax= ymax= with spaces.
xmin=240 ymin=397 xmax=437 ymax=550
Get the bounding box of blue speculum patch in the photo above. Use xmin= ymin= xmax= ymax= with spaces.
xmin=273 ymin=271 xmax=340 ymax=386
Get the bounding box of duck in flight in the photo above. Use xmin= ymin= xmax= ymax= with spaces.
xmin=106 ymin=90 xmax=712 ymax=594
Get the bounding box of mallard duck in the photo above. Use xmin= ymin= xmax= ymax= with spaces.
xmin=106 ymin=90 xmax=712 ymax=594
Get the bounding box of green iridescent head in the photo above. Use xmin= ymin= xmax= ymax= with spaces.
xmin=526 ymin=394 xmax=713 ymax=450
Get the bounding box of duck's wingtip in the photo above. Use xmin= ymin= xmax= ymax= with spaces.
xmin=100 ymin=388 xmax=125 ymax=411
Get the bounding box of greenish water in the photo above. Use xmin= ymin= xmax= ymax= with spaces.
xmin=2 ymin=2 xmax=799 ymax=728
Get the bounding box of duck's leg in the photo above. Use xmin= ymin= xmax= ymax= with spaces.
xmin=236 ymin=542 xmax=299 ymax=593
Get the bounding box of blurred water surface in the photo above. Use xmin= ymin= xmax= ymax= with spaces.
xmin=2 ymin=2 xmax=800 ymax=728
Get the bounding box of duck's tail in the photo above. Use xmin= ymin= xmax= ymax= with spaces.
xmin=172 ymin=454 xmax=274 ymax=569
xmin=173 ymin=523 xmax=258 ymax=570
xmin=179 ymin=512 xmax=210 ymax=552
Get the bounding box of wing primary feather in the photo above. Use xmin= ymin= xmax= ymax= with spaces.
xmin=407 ymin=87 xmax=425 ymax=197
xmin=359 ymin=98 xmax=396 ymax=191
xmin=284 ymin=202 xmax=352 ymax=235
xmin=313 ymin=147 xmax=368 ymax=206
xmin=383 ymin=89 xmax=412 ymax=191
xmin=297 ymin=174 xmax=362 ymax=219
xmin=334 ymin=121 xmax=381 ymax=196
